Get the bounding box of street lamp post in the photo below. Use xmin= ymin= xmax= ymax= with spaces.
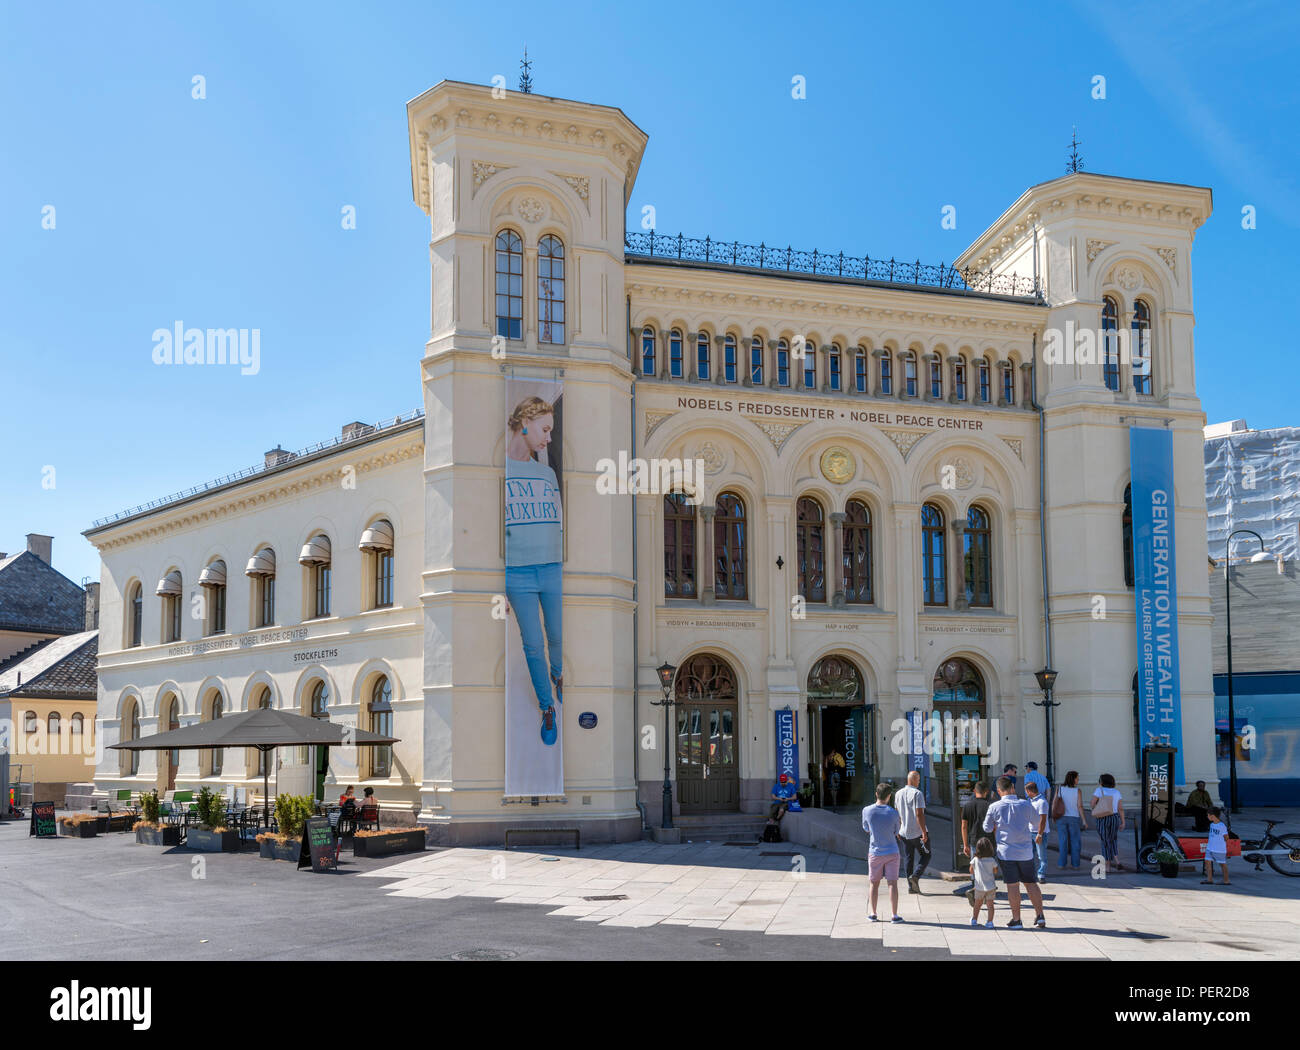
xmin=1224 ymin=529 xmax=1270 ymax=814
xmin=651 ymin=661 xmax=677 ymax=829
xmin=1033 ymin=667 xmax=1059 ymax=787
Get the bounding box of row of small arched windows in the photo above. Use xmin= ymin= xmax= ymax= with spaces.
xmin=125 ymin=520 xmax=396 ymax=648
xmin=20 ymin=711 xmax=85 ymax=736
xmin=495 ymin=230 xmax=566 ymax=344
xmin=663 ymin=492 xmax=994 ymax=608
xmin=640 ymin=328 xmax=1025 ymax=405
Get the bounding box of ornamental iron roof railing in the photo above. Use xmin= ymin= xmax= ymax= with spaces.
xmin=89 ymin=409 xmax=425 ymax=529
xmin=624 ymin=230 xmax=1042 ymax=300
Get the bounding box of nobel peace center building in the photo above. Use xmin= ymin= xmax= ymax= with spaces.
xmin=87 ymin=80 xmax=1218 ymax=844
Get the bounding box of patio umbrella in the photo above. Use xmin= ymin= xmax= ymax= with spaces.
xmin=110 ymin=707 xmax=399 ymax=826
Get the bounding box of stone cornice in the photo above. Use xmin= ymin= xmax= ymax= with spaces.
xmin=957 ymin=173 xmax=1213 ymax=273
xmin=407 ymin=80 xmax=649 ymax=214
xmin=88 ymin=439 xmax=424 ymax=553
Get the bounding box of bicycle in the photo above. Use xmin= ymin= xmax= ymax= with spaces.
xmin=1240 ymin=820 xmax=1300 ymax=877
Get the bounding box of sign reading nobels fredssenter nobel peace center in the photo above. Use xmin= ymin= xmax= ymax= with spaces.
xmin=85 ymin=79 xmax=1219 ymax=844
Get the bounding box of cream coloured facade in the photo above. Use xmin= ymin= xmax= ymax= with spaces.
xmin=88 ymin=79 xmax=1218 ymax=844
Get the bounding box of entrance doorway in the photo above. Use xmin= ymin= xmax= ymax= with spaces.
xmin=674 ymin=654 xmax=739 ymax=813
xmin=159 ymin=693 xmax=179 ymax=792
xmin=931 ymin=657 xmax=989 ymax=807
xmin=807 ymin=656 xmax=875 ymax=809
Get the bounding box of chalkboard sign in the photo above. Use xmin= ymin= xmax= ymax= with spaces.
xmin=30 ymin=801 xmax=56 ymax=839
xmin=298 ymin=816 xmax=337 ymax=873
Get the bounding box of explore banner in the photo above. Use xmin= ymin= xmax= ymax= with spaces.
xmin=504 ymin=377 xmax=565 ymax=797
xmin=1130 ymin=426 xmax=1184 ymax=783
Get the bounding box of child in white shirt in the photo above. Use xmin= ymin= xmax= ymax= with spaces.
xmin=969 ymin=837 xmax=997 ymax=927
xmin=1202 ymin=807 xmax=1231 ymax=886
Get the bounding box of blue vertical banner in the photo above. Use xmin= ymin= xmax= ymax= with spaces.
xmin=906 ymin=709 xmax=929 ymax=777
xmin=775 ymin=710 xmax=798 ymax=800
xmin=1130 ymin=426 xmax=1185 ymax=782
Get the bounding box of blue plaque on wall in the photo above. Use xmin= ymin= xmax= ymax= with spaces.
xmin=578 ymin=712 xmax=598 ymax=729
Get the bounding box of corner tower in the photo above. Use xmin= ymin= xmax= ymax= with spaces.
xmin=406 ymin=81 xmax=648 ymax=841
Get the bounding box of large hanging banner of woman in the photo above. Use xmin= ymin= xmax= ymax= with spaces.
xmin=504 ymin=377 xmax=565 ymax=796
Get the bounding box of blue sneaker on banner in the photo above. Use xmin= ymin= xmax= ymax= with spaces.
xmin=540 ymin=704 xmax=557 ymax=746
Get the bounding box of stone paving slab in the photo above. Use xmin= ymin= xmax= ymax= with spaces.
xmin=362 ymin=836 xmax=1300 ymax=960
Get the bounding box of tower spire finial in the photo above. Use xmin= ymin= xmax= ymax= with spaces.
xmin=1066 ymin=125 xmax=1085 ymax=174
xmin=518 ymin=46 xmax=533 ymax=94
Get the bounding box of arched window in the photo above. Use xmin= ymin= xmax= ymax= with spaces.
xmin=879 ymin=349 xmax=893 ymax=395
xmin=1102 ymin=295 xmax=1120 ymax=391
xmin=854 ymin=347 xmax=868 ymax=393
xmin=245 ymin=548 xmax=276 ymax=628
xmin=928 ymin=355 xmax=943 ymax=399
xmin=120 ymin=700 xmax=140 ymax=775
xmin=161 ymin=693 xmax=180 ymax=785
xmin=723 ymin=334 xmax=738 ymax=383
xmin=156 ymin=569 xmax=182 ymax=643
xmin=1122 ymin=484 xmax=1134 ymax=588
xmin=954 ymin=357 xmax=967 ymax=401
xmin=922 ymin=504 xmax=947 ymax=606
xmin=829 ymin=344 xmax=842 ymax=391
xmin=903 ymin=351 xmax=918 ymax=397
xmin=360 ymin=519 xmax=395 ymax=608
xmin=494 ymin=229 xmax=523 ymax=340
xmin=299 ymin=534 xmax=332 ymax=619
xmin=23 ymin=710 xmax=37 ymax=734
xmin=47 ymin=712 xmax=61 ymax=740
xmin=713 ymin=492 xmax=747 ymax=601
xmin=370 ymin=677 xmax=394 ymax=777
xmin=696 ymin=332 xmax=710 ymax=381
xmin=776 ymin=339 xmax=790 ymax=387
xmin=803 ymin=341 xmax=817 ymax=389
xmin=310 ymin=680 xmax=329 ymax=719
xmin=128 ymin=583 xmax=143 ymax=648
xmin=977 ymin=357 xmax=991 ymax=403
xmin=964 ymin=505 xmax=992 ymax=607
xmin=842 ymin=499 xmax=873 ymax=604
xmin=669 ymin=329 xmax=684 ymax=378
xmin=199 ymin=559 xmax=227 ymax=635
xmin=208 ymin=692 xmax=224 ymax=775
xmin=1132 ymin=299 xmax=1152 ymax=394
xmin=641 ymin=325 xmax=656 ymax=376
xmin=70 ymin=712 xmax=84 ymax=736
xmin=537 ymin=235 xmax=565 ymax=344
xmin=749 ymin=336 xmax=764 ymax=385
xmin=256 ymin=686 xmax=273 ymax=776
xmin=932 ymin=658 xmax=986 ymax=803
xmin=664 ymin=493 xmax=697 ymax=598
xmin=796 ymin=497 xmax=826 ymax=603
xmin=1001 ymin=361 xmax=1015 ymax=405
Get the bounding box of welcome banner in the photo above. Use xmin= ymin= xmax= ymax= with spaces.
xmin=504 ymin=377 xmax=565 ymax=797
xmin=1130 ymin=426 xmax=1185 ymax=783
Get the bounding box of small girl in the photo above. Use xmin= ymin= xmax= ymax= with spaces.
xmin=970 ymin=837 xmax=997 ymax=927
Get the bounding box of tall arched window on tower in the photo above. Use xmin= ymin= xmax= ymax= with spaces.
xmin=903 ymin=351 xmax=918 ymax=397
xmin=776 ymin=339 xmax=790 ymax=387
xmin=750 ymin=336 xmax=764 ymax=385
xmin=977 ymin=356 xmax=991 ymax=403
xmin=1102 ymin=295 xmax=1120 ymax=391
xmin=664 ymin=493 xmax=697 ymax=598
xmin=921 ymin=503 xmax=947 ymax=606
xmin=1122 ymin=484 xmax=1134 ymax=587
xmin=723 ymin=334 xmax=738 ymax=383
xmin=696 ymin=332 xmax=711 ymax=381
xmin=128 ymin=582 xmax=143 ymax=648
xmin=641 ymin=326 xmax=656 ymax=376
xmin=963 ymin=505 xmax=992 ymax=607
xmin=495 ymin=229 xmax=523 ymax=340
xmin=842 ymin=499 xmax=873 ymax=604
xmin=1131 ymin=299 xmax=1152 ymax=394
xmin=796 ymin=497 xmax=826 ymax=603
xmin=803 ymin=341 xmax=817 ymax=389
xmin=713 ymin=492 xmax=747 ymax=600
xmin=1001 ymin=361 xmax=1015 ymax=405
xmin=537 ymin=235 xmax=565 ymax=344
xmin=829 ymin=344 xmax=842 ymax=391
xmin=854 ymin=347 xmax=868 ymax=393
xmin=669 ymin=329 xmax=684 ymax=378
xmin=928 ymin=355 xmax=943 ymax=399
xmin=879 ymin=349 xmax=893 ymax=395
xmin=954 ymin=357 xmax=967 ymax=401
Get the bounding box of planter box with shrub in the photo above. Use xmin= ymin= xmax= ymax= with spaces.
xmin=257 ymin=834 xmax=302 ymax=862
xmin=353 ymin=829 xmax=425 ymax=857
xmin=58 ymin=816 xmax=99 ymax=838
xmin=187 ymin=828 xmax=239 ymax=852
xmin=135 ymin=823 xmax=181 ymax=847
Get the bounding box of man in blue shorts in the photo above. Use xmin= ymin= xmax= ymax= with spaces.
xmin=984 ymin=776 xmax=1046 ymax=929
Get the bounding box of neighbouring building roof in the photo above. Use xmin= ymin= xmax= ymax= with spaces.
xmin=0 ymin=551 xmax=86 ymax=635
xmin=0 ymin=630 xmax=98 ymax=700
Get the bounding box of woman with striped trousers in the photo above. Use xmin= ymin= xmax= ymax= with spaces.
xmin=1091 ymin=773 xmax=1126 ymax=872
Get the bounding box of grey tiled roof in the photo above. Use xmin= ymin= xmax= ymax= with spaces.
xmin=0 ymin=551 xmax=85 ymax=634
xmin=0 ymin=630 xmax=98 ymax=700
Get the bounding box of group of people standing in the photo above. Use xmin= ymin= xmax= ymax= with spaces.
xmin=862 ymin=763 xmax=1137 ymax=927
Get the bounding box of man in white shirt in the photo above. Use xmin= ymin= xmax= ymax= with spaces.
xmin=1025 ymin=780 xmax=1049 ymax=882
xmin=892 ymin=770 xmax=930 ymax=894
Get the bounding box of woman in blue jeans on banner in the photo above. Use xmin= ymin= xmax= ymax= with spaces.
xmin=505 ymin=396 xmax=563 ymax=746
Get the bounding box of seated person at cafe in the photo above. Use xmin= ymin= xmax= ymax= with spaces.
xmin=1186 ymin=781 xmax=1214 ymax=832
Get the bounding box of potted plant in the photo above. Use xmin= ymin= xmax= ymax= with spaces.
xmin=186 ymin=787 xmax=238 ymax=852
xmin=57 ymin=814 xmax=99 ymax=838
xmin=258 ymin=794 xmax=314 ymax=860
xmin=1153 ymin=847 xmax=1183 ymax=879
xmin=134 ymin=790 xmax=181 ymax=846
xmin=352 ymin=826 xmax=426 ymax=857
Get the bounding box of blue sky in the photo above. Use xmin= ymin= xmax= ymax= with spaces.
xmin=2 ymin=0 xmax=1296 ymax=585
